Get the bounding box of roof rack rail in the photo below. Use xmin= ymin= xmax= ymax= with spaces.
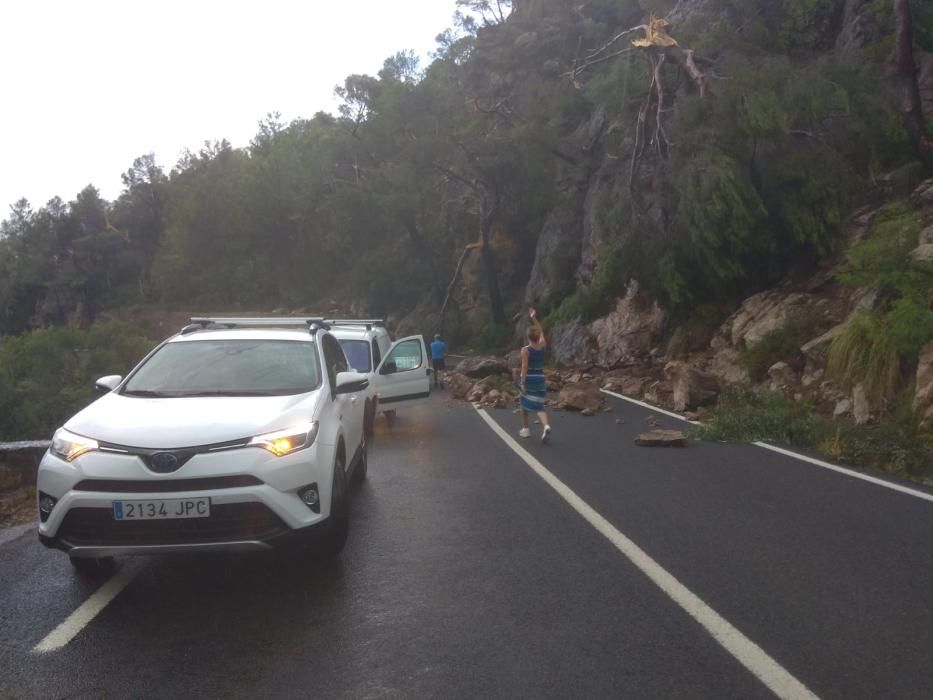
xmin=185 ymin=317 xmax=331 ymax=334
xmin=326 ymin=319 xmax=386 ymax=330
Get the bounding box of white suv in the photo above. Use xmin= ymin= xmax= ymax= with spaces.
xmin=37 ymin=317 xmax=369 ymax=574
xmin=328 ymin=320 xmax=431 ymax=437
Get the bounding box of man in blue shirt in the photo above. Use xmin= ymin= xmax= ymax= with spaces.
xmin=430 ymin=334 xmax=447 ymax=389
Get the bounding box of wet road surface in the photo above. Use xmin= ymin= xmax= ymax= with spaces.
xmin=3 ymin=392 xmax=933 ymax=699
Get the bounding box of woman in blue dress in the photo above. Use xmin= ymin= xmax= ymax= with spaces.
xmin=519 ymin=307 xmax=552 ymax=444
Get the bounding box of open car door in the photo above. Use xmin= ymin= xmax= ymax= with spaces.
xmin=373 ymin=335 xmax=431 ymax=406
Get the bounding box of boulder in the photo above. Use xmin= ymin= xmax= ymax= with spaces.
xmin=853 ymin=383 xmax=871 ymax=426
xmin=725 ymin=291 xmax=822 ymax=349
xmin=833 ymin=398 xmax=853 ymax=419
xmin=911 ymin=178 xmax=933 ymax=208
xmin=644 ymin=380 xmax=675 ymax=410
xmin=636 ymin=430 xmax=688 ymax=447
xmin=705 ymin=347 xmax=750 ymax=385
xmin=911 ymin=244 xmax=933 ymax=263
xmin=664 ymin=362 xmax=720 ymax=412
xmin=914 ymin=341 xmax=933 ymax=429
xmin=559 ymin=382 xmax=604 ymax=412
xmin=801 ymin=324 xmax=845 ymax=369
xmin=445 ymin=373 xmax=474 ymax=400
xmin=506 ymin=349 xmax=523 ymax=370
xmin=455 ymin=356 xmax=510 ymax=379
xmin=768 ymin=362 xmax=799 ymax=393
xmin=587 ymin=281 xmax=666 ymax=367
xmin=603 ymin=375 xmax=648 ymax=397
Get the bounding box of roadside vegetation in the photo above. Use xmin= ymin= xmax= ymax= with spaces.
xmin=694 ymin=386 xmax=933 ymax=478
xmin=0 ymin=322 xmax=151 ymax=441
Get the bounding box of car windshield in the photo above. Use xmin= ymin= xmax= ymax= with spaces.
xmin=122 ymin=339 xmax=321 ymax=397
xmin=338 ymin=339 xmax=372 ymax=373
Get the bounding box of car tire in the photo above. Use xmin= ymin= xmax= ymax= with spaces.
xmin=70 ymin=556 xmax=115 ymax=577
xmin=316 ymin=453 xmax=349 ymax=558
xmin=354 ymin=436 xmax=368 ymax=484
xmin=364 ymin=400 xmax=375 ymax=439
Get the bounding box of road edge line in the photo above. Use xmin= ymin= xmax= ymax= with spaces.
xmin=33 ymin=563 xmax=140 ymax=653
xmin=475 ymin=407 xmax=819 ymax=700
xmin=600 ymin=388 xmax=933 ymax=504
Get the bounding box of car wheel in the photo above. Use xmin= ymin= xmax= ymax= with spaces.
xmin=70 ymin=556 xmax=115 ymax=577
xmin=383 ymin=409 xmax=396 ymax=427
xmin=364 ymin=400 xmax=375 ymax=439
xmin=316 ymin=453 xmax=349 ymax=558
xmin=354 ymin=436 xmax=368 ymax=484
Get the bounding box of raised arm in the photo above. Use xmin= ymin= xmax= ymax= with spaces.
xmin=529 ymin=308 xmax=546 ymax=348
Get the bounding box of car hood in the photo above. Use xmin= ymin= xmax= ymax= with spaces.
xmin=64 ymin=392 xmax=320 ymax=449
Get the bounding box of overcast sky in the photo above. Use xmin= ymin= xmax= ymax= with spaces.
xmin=0 ymin=0 xmax=461 ymax=216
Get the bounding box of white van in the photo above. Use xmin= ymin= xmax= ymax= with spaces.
xmin=328 ymin=320 xmax=431 ymax=436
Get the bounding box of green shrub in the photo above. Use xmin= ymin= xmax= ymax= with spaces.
xmin=0 ymin=321 xmax=151 ymax=441
xmin=692 ymin=386 xmax=828 ymax=447
xmin=827 ymin=311 xmax=902 ymax=403
xmin=695 ymin=385 xmax=933 ymax=478
xmin=820 ymin=424 xmax=932 ymax=477
xmin=738 ymin=308 xmax=831 ymax=382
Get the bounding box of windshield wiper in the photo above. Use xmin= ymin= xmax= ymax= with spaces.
xmin=175 ymin=390 xmax=283 ymax=397
xmin=121 ymin=389 xmax=174 ymax=398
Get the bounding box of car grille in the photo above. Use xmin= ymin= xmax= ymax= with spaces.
xmin=72 ymin=476 xmax=263 ymax=493
xmin=58 ymin=503 xmax=288 ymax=547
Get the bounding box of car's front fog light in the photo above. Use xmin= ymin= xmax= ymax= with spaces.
xmin=38 ymin=492 xmax=57 ymax=522
xmin=249 ymin=422 xmax=318 ymax=457
xmin=299 ymin=484 xmax=320 ymax=513
xmin=50 ymin=428 xmax=99 ymax=462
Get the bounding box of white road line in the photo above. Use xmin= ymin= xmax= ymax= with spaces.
xmin=753 ymin=442 xmax=933 ymax=504
xmin=476 ymin=407 xmax=819 ymax=700
xmin=600 ymin=387 xmax=933 ymax=504
xmin=600 ymin=388 xmax=700 ymax=424
xmin=33 ymin=563 xmax=140 ymax=653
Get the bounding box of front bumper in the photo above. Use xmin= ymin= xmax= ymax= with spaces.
xmin=36 ymin=440 xmax=336 ymax=557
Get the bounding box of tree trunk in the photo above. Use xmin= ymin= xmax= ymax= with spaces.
xmin=896 ymin=0 xmax=933 ymax=172
xmin=479 ymin=198 xmax=507 ymax=327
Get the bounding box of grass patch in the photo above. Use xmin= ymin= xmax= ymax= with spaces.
xmin=827 ymin=311 xmax=902 ymax=403
xmin=692 ymin=386 xmax=826 ymax=447
xmin=693 ymin=385 xmax=933 ymax=478
xmin=738 ymin=308 xmax=830 ymax=382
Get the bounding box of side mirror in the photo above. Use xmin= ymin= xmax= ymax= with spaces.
xmin=380 ymin=361 xmax=398 ymax=376
xmin=335 ymin=371 xmax=370 ymax=395
xmin=95 ymin=375 xmax=123 ymax=393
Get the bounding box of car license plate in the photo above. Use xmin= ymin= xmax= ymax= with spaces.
xmin=112 ymin=498 xmax=210 ymax=520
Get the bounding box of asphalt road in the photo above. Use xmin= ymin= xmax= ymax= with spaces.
xmin=3 ymin=391 xmax=933 ymax=699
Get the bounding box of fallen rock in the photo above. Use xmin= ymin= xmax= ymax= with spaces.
xmin=914 ymin=340 xmax=933 ymax=429
xmin=768 ymin=361 xmax=799 ymax=393
xmin=636 ymin=430 xmax=688 ymax=447
xmin=445 ymin=373 xmax=474 ymax=400
xmin=853 ymin=383 xmax=871 ymax=425
xmin=833 ymin=398 xmax=853 ymax=419
xmin=559 ymin=382 xmax=605 ymax=412
xmin=664 ymin=362 xmax=720 ymax=412
xmin=581 ymin=408 xmax=595 ymax=417
xmin=644 ymin=380 xmax=674 ymax=409
xmin=455 ymin=356 xmax=510 ymax=379
xmin=603 ymin=375 xmax=648 ymax=397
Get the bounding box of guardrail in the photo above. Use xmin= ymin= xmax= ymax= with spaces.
xmin=0 ymin=441 xmax=50 ymax=493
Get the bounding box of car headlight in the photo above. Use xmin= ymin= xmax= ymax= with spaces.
xmin=249 ymin=421 xmax=318 ymax=457
xmin=51 ymin=428 xmax=99 ymax=462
